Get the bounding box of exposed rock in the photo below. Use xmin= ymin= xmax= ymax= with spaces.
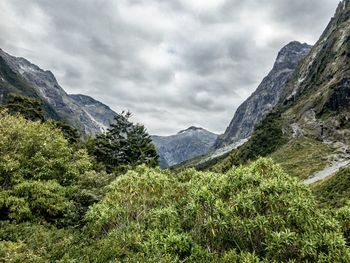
xmin=152 ymin=127 xmax=218 ymax=168
xmin=0 ymin=49 xmax=117 ymax=134
xmin=69 ymin=94 xmax=117 ymax=132
xmin=214 ymin=41 xmax=311 ymax=148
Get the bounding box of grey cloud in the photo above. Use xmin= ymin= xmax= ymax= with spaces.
xmin=0 ymin=0 xmax=340 ymax=135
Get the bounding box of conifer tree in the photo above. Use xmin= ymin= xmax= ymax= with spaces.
xmin=93 ymin=111 xmax=159 ymax=172
xmin=3 ymin=93 xmax=45 ymax=121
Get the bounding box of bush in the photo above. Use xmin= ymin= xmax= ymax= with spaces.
xmin=0 ymin=221 xmax=78 ymax=262
xmin=80 ymin=158 xmax=350 ymax=262
xmin=0 ymin=111 xmax=106 ymax=225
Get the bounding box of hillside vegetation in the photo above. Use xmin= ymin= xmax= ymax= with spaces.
xmin=1 ymin=112 xmax=350 ymax=262
xmin=313 ymin=166 xmax=350 ymax=208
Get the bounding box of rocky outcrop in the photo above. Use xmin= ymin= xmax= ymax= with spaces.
xmin=280 ymin=0 xmax=350 ymax=144
xmin=152 ymin=127 xmax=218 ymax=168
xmin=69 ymin=94 xmax=117 ymax=132
xmin=214 ymin=41 xmax=311 ymax=148
xmin=0 ymin=48 xmax=116 ymax=134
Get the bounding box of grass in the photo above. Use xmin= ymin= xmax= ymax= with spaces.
xmin=270 ymin=138 xmax=332 ymax=179
xmin=211 ymin=111 xmax=288 ymax=173
xmin=312 ymin=166 xmax=350 ymax=208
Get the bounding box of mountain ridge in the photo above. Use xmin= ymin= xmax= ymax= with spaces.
xmin=214 ymin=41 xmax=312 ymax=148
xmin=152 ymin=127 xmax=218 ymax=168
xmin=0 ymin=48 xmax=116 ymax=135
xmin=207 ymin=0 xmax=350 ymax=179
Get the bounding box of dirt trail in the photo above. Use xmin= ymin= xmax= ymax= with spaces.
xmin=304 ymin=160 xmax=350 ymax=185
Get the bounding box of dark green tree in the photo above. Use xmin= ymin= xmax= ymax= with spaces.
xmin=53 ymin=119 xmax=80 ymax=145
xmin=2 ymin=93 xmax=45 ymax=121
xmin=2 ymin=94 xmax=81 ymax=144
xmin=93 ymin=111 xmax=159 ymax=172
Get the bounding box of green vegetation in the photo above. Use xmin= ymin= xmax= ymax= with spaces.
xmin=79 ymin=159 xmax=350 ymax=262
xmin=212 ymin=111 xmax=287 ymax=173
xmin=93 ymin=111 xmax=159 ymax=173
xmin=2 ymin=94 xmax=45 ymax=122
xmin=1 ymin=111 xmax=350 ymax=262
xmin=313 ymin=166 xmax=350 ymax=208
xmin=0 ymin=111 xmax=112 ymax=226
xmin=270 ymin=138 xmax=333 ymax=179
xmin=1 ymin=94 xmax=80 ymax=144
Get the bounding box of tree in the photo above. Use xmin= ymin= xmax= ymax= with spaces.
xmin=53 ymin=119 xmax=80 ymax=145
xmin=93 ymin=111 xmax=159 ymax=172
xmin=2 ymin=93 xmax=45 ymax=122
xmin=0 ymin=111 xmax=96 ymax=225
xmin=2 ymin=94 xmax=81 ymax=144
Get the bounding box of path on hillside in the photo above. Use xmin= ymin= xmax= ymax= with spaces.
xmin=304 ymin=160 xmax=350 ymax=185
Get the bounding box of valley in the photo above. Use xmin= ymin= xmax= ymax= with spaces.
xmin=1 ymin=0 xmax=350 ymax=262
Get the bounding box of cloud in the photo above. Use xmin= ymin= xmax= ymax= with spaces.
xmin=0 ymin=0 xmax=339 ymax=135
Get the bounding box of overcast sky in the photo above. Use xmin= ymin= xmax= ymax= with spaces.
xmin=0 ymin=0 xmax=340 ymax=135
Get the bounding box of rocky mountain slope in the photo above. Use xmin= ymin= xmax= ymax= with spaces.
xmin=280 ymin=0 xmax=350 ymax=144
xmin=69 ymin=94 xmax=117 ymax=132
xmin=152 ymin=126 xmax=218 ymax=168
xmin=214 ymin=41 xmax=312 ymax=148
xmin=174 ymin=42 xmax=311 ymax=170
xmin=0 ymin=48 xmax=116 ymax=134
xmin=209 ymin=0 xmax=350 ymax=180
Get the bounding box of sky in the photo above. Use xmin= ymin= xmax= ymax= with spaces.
xmin=0 ymin=0 xmax=340 ymax=135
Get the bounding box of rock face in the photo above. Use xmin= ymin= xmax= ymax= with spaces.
xmin=214 ymin=41 xmax=312 ymax=148
xmin=279 ymin=0 xmax=350 ymax=144
xmin=200 ymin=0 xmax=350 ymax=174
xmin=0 ymin=48 xmax=117 ymax=134
xmin=69 ymin=94 xmax=117 ymax=132
xmin=152 ymin=127 xmax=218 ymax=168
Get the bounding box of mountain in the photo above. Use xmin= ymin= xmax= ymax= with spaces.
xmin=207 ymin=0 xmax=350 ymax=182
xmin=174 ymin=41 xmax=311 ymax=171
xmin=214 ymin=41 xmax=312 ymax=148
xmin=152 ymin=126 xmax=218 ymax=168
xmin=279 ymin=0 xmax=350 ymax=143
xmin=0 ymin=48 xmax=116 ymax=134
xmin=69 ymin=94 xmax=117 ymax=132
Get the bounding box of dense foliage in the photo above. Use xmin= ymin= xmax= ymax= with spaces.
xmin=1 ymin=112 xmax=350 ymax=262
xmin=93 ymin=111 xmax=159 ymax=172
xmin=2 ymin=94 xmax=80 ymax=144
xmin=2 ymin=94 xmax=45 ymax=121
xmin=76 ymin=159 xmax=350 ymax=262
xmin=0 ymin=111 xmax=113 ymax=226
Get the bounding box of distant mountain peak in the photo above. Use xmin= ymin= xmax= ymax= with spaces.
xmin=0 ymin=48 xmax=117 ymax=134
xmin=178 ymin=126 xmax=205 ymax=134
xmin=152 ymin=127 xmax=218 ymax=168
xmin=274 ymin=41 xmax=312 ymax=68
xmin=214 ymin=40 xmax=312 ymax=149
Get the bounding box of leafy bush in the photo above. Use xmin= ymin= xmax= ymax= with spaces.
xmin=0 ymin=111 xmax=107 ymax=225
xmin=1 ymin=112 xmax=350 ymax=262
xmin=80 ymin=158 xmax=350 ymax=262
xmin=0 ymin=221 xmax=77 ymax=262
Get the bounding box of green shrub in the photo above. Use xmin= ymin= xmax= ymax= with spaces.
xmin=80 ymin=158 xmax=350 ymax=262
xmin=0 ymin=221 xmax=78 ymax=262
xmin=0 ymin=111 xmax=108 ymax=225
